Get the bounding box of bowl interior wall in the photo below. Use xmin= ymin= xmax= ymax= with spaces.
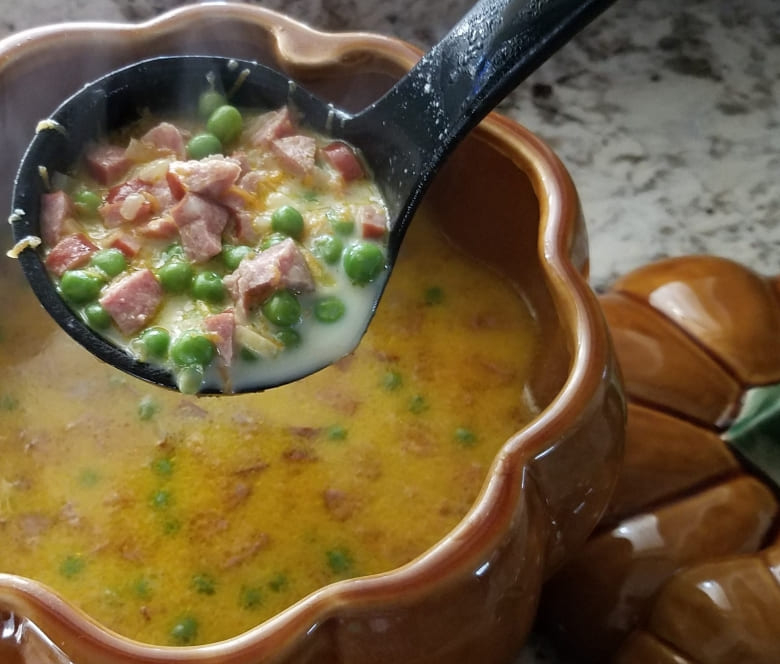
xmin=427 ymin=135 xmax=570 ymax=411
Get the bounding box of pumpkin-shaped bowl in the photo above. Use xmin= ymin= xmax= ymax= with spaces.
xmin=0 ymin=4 xmax=624 ymax=663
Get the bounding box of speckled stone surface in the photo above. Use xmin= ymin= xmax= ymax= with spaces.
xmin=0 ymin=0 xmax=778 ymax=661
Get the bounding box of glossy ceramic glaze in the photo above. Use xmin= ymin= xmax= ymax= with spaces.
xmin=0 ymin=4 xmax=624 ymax=663
xmin=542 ymin=255 xmax=780 ymax=663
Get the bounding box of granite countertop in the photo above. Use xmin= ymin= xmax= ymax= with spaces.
xmin=0 ymin=1 xmax=778 ymax=662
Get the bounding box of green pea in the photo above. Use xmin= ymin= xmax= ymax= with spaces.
xmin=191 ymin=572 xmax=216 ymax=596
xmin=90 ymin=248 xmax=127 ymax=277
xmin=270 ymin=205 xmax=304 ymax=239
xmin=409 ymin=394 xmax=428 ymax=414
xmin=206 ymin=105 xmax=243 ymax=144
xmin=138 ymin=326 xmax=171 ymax=359
xmin=335 ymin=222 xmax=354 ymax=235
xmin=83 ymin=302 xmax=111 ymax=329
xmin=314 ymin=296 xmax=346 ymax=323
xmin=60 ymin=269 xmax=103 ymax=304
xmin=312 ymin=235 xmax=343 ymax=264
xmin=192 ymin=271 xmax=225 ymax=303
xmin=151 ymin=457 xmax=174 ymax=477
xmin=342 ymin=241 xmax=385 ymax=285
xmin=424 ymin=286 xmax=445 ymax=305
xmin=170 ymin=332 xmax=215 ymax=368
xmin=176 ymin=365 xmax=205 ymax=395
xmin=198 ymin=89 xmax=227 ymax=119
xmin=132 ymin=577 xmax=153 ymax=600
xmin=59 ymin=554 xmax=85 ymax=579
xmin=326 ymin=425 xmax=348 ymax=441
xmin=274 ymin=328 xmax=301 ymax=349
xmin=138 ymin=395 xmax=159 ymax=421
xmin=0 ymin=394 xmax=18 ymax=411
xmin=260 ymin=232 xmax=288 ymax=250
xmin=268 ymin=573 xmax=289 ymax=593
xmin=78 ymin=468 xmax=100 ymax=487
xmin=157 ymin=260 xmax=193 ymax=294
xmin=73 ymin=189 xmax=101 ymax=216
xmin=382 ymin=370 xmax=402 ymax=391
xmin=240 ymin=585 xmax=263 ymax=609
xmin=221 ymin=244 xmax=253 ymax=270
xmin=327 ymin=210 xmax=355 ymax=236
xmin=162 ymin=518 xmax=181 ymax=535
xmin=454 ymin=427 xmax=478 ymax=446
xmin=150 ymin=489 xmax=171 ymax=510
xmin=326 ymin=547 xmax=354 ymax=575
xmin=262 ymin=290 xmax=301 ymax=327
xmin=186 ymin=132 xmax=222 ymax=159
xmin=170 ymin=616 xmax=198 ymax=645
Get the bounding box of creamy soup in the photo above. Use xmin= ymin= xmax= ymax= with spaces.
xmin=0 ymin=208 xmax=539 ymax=646
xmin=35 ymin=96 xmax=389 ymax=394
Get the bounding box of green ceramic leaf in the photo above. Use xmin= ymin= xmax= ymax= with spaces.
xmin=724 ymin=383 xmax=780 ymax=489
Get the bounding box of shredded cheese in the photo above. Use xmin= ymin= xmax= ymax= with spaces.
xmin=38 ymin=165 xmax=50 ymax=190
xmin=7 ymin=209 xmax=25 ymax=225
xmin=6 ymin=234 xmax=42 ymax=258
xmin=35 ymin=118 xmax=66 ymax=135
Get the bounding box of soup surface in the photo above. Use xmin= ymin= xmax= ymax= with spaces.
xmin=0 ymin=208 xmax=539 ymax=646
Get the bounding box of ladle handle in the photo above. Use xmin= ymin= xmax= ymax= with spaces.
xmin=366 ymin=0 xmax=615 ymax=202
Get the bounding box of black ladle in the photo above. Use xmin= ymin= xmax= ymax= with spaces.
xmin=10 ymin=0 xmax=614 ymax=393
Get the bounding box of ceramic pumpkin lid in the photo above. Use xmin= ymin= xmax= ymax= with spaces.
xmin=541 ymin=254 xmax=780 ymax=663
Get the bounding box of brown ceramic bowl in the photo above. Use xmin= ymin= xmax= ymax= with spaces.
xmin=0 ymin=4 xmax=624 ymax=663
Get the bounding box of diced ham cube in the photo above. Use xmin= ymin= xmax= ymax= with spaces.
xmin=220 ymin=188 xmax=251 ymax=216
xmin=99 ymin=269 xmax=163 ymax=335
xmin=240 ymin=170 xmax=264 ymax=192
xmin=137 ymin=215 xmax=179 ymax=239
xmin=230 ymin=151 xmax=251 ymax=174
xmin=141 ymin=122 xmax=186 ymax=159
xmin=106 ymin=179 xmax=147 ymax=204
xmin=166 ymin=170 xmax=186 ymax=200
xmin=224 ymin=237 xmax=314 ymax=312
xmin=249 ymin=107 xmax=296 ymax=146
xmin=44 ymin=233 xmax=98 ymax=276
xmin=84 ymin=144 xmax=131 ymax=185
xmin=167 ymin=157 xmax=242 ymax=199
xmin=224 ymin=210 xmax=260 ymax=245
xmin=40 ymin=191 xmax=78 ymax=246
xmin=322 ymin=142 xmax=364 ymax=181
xmin=99 ymin=178 xmax=154 ymax=227
xmin=170 ymin=192 xmax=229 ymax=263
xmin=106 ymin=231 xmax=142 ymax=258
xmin=356 ymin=205 xmax=388 ymax=239
xmin=271 ymin=239 xmax=316 ymax=294
xmin=220 ymin=172 xmax=265 ymax=245
xmin=271 ymin=136 xmax=317 ymax=177
xmin=223 ymin=251 xmax=277 ymax=311
xmin=147 ymin=179 xmax=177 ymax=213
xmin=204 ymin=310 xmax=235 ymax=367
xmin=220 ymin=170 xmax=264 ymax=214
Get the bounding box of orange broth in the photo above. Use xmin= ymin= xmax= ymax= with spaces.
xmin=0 ymin=207 xmax=539 ymax=645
